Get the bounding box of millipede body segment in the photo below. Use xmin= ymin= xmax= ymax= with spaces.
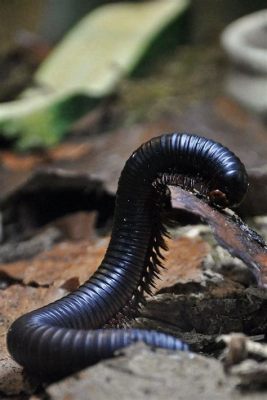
xmin=7 ymin=133 xmax=248 ymax=378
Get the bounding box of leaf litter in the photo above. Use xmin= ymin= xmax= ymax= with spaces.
xmin=1 ymin=36 xmax=267 ymax=399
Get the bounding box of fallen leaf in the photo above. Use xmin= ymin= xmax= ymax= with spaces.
xmin=0 ymin=238 xmax=109 ymax=289
xmin=0 ymin=0 xmax=189 ymax=150
xmin=156 ymin=236 xmax=210 ymax=290
xmin=0 ymin=285 xmax=64 ymax=395
xmin=36 ymin=0 xmax=189 ymax=96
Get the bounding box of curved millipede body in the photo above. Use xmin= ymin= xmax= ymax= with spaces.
xmin=7 ymin=133 xmax=248 ymax=378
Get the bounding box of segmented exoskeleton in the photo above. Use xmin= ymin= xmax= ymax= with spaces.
xmin=7 ymin=133 xmax=248 ymax=378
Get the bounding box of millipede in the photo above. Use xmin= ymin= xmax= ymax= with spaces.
xmin=7 ymin=132 xmax=248 ymax=378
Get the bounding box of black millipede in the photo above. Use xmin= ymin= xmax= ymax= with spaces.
xmin=7 ymin=132 xmax=248 ymax=378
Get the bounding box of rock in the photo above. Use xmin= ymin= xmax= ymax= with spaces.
xmin=47 ymin=343 xmax=266 ymax=400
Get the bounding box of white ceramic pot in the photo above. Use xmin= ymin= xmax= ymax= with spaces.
xmin=221 ymin=10 xmax=267 ymax=115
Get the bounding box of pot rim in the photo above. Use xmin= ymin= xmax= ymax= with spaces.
xmin=221 ymin=9 xmax=267 ymax=74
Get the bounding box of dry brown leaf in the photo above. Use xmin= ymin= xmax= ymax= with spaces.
xmin=0 ymin=238 xmax=109 ymax=289
xmin=0 ymin=231 xmax=210 ymax=293
xmin=0 ymin=285 xmax=64 ymax=395
xmin=156 ymin=236 xmax=210 ymax=291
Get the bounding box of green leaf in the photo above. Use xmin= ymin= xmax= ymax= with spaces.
xmin=0 ymin=0 xmax=189 ymax=150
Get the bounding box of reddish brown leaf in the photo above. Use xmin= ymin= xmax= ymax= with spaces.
xmin=0 ymin=238 xmax=109 ymax=289
xmin=0 ymin=285 xmax=64 ymax=394
xmin=156 ymin=237 xmax=210 ymax=291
